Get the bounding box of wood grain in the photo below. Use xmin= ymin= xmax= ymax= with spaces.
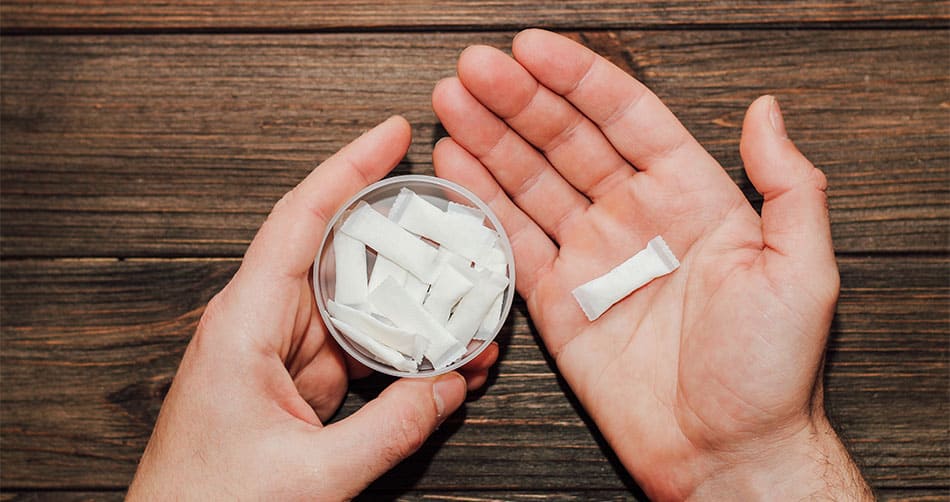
xmin=2 ymin=256 xmax=946 ymax=491
xmin=1 ymin=1 xmax=947 ymax=32
xmin=0 ymin=493 xmax=125 ymax=502
xmin=2 ymin=489 xmax=949 ymax=501
xmin=2 ymin=31 xmax=947 ymax=258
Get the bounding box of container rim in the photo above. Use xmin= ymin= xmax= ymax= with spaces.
xmin=312 ymin=174 xmax=516 ymax=378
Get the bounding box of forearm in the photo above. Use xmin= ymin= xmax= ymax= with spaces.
xmin=687 ymin=415 xmax=872 ymax=501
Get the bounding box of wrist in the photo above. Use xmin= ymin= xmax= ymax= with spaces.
xmin=686 ymin=415 xmax=872 ymax=501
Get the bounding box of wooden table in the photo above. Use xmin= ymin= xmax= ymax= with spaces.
xmin=1 ymin=2 xmax=947 ymax=500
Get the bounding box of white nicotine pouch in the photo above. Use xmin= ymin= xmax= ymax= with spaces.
xmin=369 ymin=277 xmax=467 ymax=369
xmin=390 ymin=188 xmax=498 ymax=261
xmin=571 ymin=236 xmax=680 ymax=321
xmin=475 ymin=245 xmax=509 ymax=339
xmin=423 ymin=264 xmax=475 ymax=324
xmin=368 ymin=255 xmax=408 ymax=293
xmin=403 ymin=273 xmax=430 ymax=304
xmin=436 ymin=246 xmax=472 ymax=271
xmin=447 ymin=270 xmax=509 ymax=346
xmin=339 ymin=201 xmax=438 ymax=283
xmin=332 ymin=232 xmax=368 ymax=306
xmin=329 ymin=318 xmax=418 ymax=373
xmin=447 ymin=201 xmax=486 ymax=224
xmin=327 ymin=300 xmax=427 ymax=362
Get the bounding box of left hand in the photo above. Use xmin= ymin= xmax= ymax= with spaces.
xmin=127 ymin=116 xmax=498 ymax=500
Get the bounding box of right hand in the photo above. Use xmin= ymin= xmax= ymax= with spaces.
xmin=432 ymin=29 xmax=871 ymax=500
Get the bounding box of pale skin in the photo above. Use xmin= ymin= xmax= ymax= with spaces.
xmin=130 ymin=29 xmax=872 ymax=501
xmin=431 ymin=29 xmax=872 ymax=500
xmin=127 ymin=116 xmax=499 ymax=500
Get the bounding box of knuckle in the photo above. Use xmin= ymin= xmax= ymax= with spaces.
xmin=196 ymin=282 xmax=236 ymax=334
xmin=273 ymin=188 xmax=296 ymax=214
xmin=191 ymin=289 xmax=229 ymax=356
xmin=197 ymin=291 xmax=226 ymax=333
xmin=396 ymin=412 xmax=428 ymax=453
xmin=808 ymin=166 xmax=828 ymax=192
xmin=381 ymin=404 xmax=431 ymax=464
xmin=804 ymin=166 xmax=831 ymax=214
xmin=805 ymin=256 xmax=840 ymax=310
xmin=823 ymin=261 xmax=842 ymax=303
xmin=263 ymin=189 xmax=297 ymax=228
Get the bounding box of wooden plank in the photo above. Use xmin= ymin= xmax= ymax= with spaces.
xmin=2 ymin=31 xmax=947 ymax=258
xmin=379 ymin=489 xmax=950 ymax=501
xmin=2 ymin=488 xmax=948 ymax=501
xmin=0 ymin=493 xmax=125 ymax=502
xmin=1 ymin=1 xmax=947 ymax=31
xmin=0 ymin=491 xmax=631 ymax=501
xmin=876 ymin=489 xmax=950 ymax=501
xmin=1 ymin=256 xmax=946 ymax=490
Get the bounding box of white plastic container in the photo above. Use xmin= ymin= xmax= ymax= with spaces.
xmin=313 ymin=175 xmax=516 ymax=377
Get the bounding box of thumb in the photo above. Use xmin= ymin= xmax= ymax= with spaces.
xmin=322 ymin=372 xmax=467 ymax=491
xmin=740 ymin=95 xmax=838 ymax=297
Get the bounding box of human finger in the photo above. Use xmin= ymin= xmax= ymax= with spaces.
xmin=321 ymin=373 xmax=467 ymax=491
xmin=291 ymin=338 xmax=350 ymax=423
xmin=457 ymin=45 xmax=633 ymax=199
xmin=432 ymin=136 xmax=557 ymax=296
xmin=458 ymin=342 xmax=499 ymax=390
xmin=512 ymin=29 xmax=720 ymax=181
xmin=345 ymin=353 xmax=375 ymax=380
xmin=740 ymin=96 xmax=838 ymax=301
xmin=432 ymin=77 xmax=589 ymax=242
xmin=461 ymin=342 xmax=499 ymax=373
xmin=462 ymin=371 xmax=489 ymax=391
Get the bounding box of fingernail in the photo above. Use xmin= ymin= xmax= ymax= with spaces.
xmin=432 ymin=372 xmax=466 ymax=419
xmin=769 ymin=96 xmax=788 ymax=139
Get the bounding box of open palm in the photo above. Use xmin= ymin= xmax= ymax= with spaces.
xmin=432 ymin=30 xmax=842 ymax=499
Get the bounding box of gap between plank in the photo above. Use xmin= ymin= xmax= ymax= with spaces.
xmin=1 ymin=21 xmax=948 ymax=37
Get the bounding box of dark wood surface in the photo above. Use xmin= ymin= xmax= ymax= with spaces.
xmin=6 ymin=491 xmax=950 ymax=502
xmin=2 ymin=3 xmax=948 ymax=500
xmin=2 ymin=1 xmax=947 ymax=32
xmin=1 ymin=257 xmax=948 ymax=493
xmin=1 ymin=491 xmax=949 ymax=502
xmin=3 ymin=31 xmax=947 ymax=258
